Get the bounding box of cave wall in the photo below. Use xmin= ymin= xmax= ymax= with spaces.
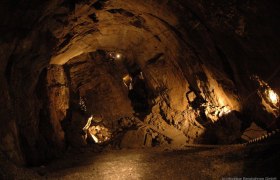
xmin=178 ymin=0 xmax=280 ymax=128
xmin=0 ymin=0 xmax=59 ymax=165
xmin=65 ymin=52 xmax=134 ymax=124
xmin=46 ymin=65 xmax=69 ymax=150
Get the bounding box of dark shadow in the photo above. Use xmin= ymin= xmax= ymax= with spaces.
xmin=128 ymin=74 xmax=150 ymax=119
xmin=197 ymin=110 xmax=243 ymax=145
xmin=242 ymin=142 xmax=280 ymax=177
xmin=88 ymin=13 xmax=99 ymax=23
xmin=123 ymin=61 xmax=151 ymax=120
xmin=91 ymin=0 xmax=108 ymax=10
xmin=107 ymin=8 xmax=135 ymax=17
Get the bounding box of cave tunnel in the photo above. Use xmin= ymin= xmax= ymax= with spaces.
xmin=1 ymin=0 xmax=280 ymax=179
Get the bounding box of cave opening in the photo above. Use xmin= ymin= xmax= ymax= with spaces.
xmin=119 ymin=56 xmax=153 ymax=120
xmin=128 ymin=73 xmax=150 ymax=119
xmin=125 ymin=64 xmax=151 ymax=120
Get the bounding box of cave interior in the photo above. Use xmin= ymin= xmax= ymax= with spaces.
xmin=0 ymin=0 xmax=280 ymax=179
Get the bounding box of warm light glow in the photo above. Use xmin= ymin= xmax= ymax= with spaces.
xmin=88 ymin=125 xmax=111 ymax=143
xmin=217 ymin=106 xmax=231 ymax=118
xmin=83 ymin=115 xmax=111 ymax=143
xmin=122 ymin=74 xmax=132 ymax=90
xmin=252 ymin=75 xmax=279 ymax=113
xmin=268 ymin=89 xmax=279 ymax=105
xmin=222 ymin=106 xmax=231 ymax=115
xmin=115 ymin=53 xmax=121 ymax=59
xmin=83 ymin=115 xmax=93 ymax=131
xmin=204 ymin=102 xmax=232 ymax=121
xmin=90 ymin=134 xmax=99 ymax=143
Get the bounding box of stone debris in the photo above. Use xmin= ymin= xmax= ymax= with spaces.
xmin=87 ymin=125 xmax=112 ymax=144
xmin=203 ymin=102 xmax=231 ymax=122
xmin=241 ymin=122 xmax=267 ymax=141
xmin=83 ymin=115 xmax=112 ymax=144
xmin=120 ymin=129 xmax=146 ymax=148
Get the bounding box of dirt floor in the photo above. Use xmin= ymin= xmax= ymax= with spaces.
xmin=1 ymin=143 xmax=280 ymax=180
xmin=38 ymin=143 xmax=280 ymax=179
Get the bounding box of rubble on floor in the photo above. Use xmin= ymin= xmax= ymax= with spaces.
xmin=241 ymin=122 xmax=267 ymax=141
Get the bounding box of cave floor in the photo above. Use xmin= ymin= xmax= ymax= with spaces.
xmin=29 ymin=144 xmax=279 ymax=180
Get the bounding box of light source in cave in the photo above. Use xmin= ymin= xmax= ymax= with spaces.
xmin=220 ymin=106 xmax=231 ymax=116
xmin=267 ymin=89 xmax=279 ymax=105
xmin=83 ymin=115 xmax=93 ymax=131
xmin=253 ymin=75 xmax=279 ymax=108
xmin=123 ymin=74 xmax=133 ymax=90
xmin=83 ymin=115 xmax=112 ymax=143
xmin=87 ymin=125 xmax=112 ymax=143
xmin=108 ymin=51 xmax=123 ymax=60
xmin=204 ymin=103 xmax=232 ymax=122
xmin=252 ymin=75 xmax=279 ymax=117
xmin=115 ymin=53 xmax=122 ymax=59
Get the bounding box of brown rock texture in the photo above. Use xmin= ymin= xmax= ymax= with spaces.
xmin=46 ymin=65 xmax=69 ymax=149
xmin=0 ymin=0 xmax=279 ymax=165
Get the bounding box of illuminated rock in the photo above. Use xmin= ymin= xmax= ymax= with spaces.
xmin=0 ymin=0 xmax=279 ymax=166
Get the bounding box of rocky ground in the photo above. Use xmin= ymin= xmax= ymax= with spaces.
xmin=1 ymin=142 xmax=279 ymax=180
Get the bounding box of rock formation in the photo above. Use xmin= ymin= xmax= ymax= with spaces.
xmin=0 ymin=0 xmax=279 ymax=166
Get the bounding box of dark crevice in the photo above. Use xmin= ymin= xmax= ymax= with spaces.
xmin=88 ymin=13 xmax=99 ymax=23
xmin=147 ymin=13 xmax=187 ymax=44
xmin=215 ymin=45 xmax=236 ymax=84
xmin=82 ymin=29 xmax=99 ymax=36
xmin=128 ymin=76 xmax=150 ymax=119
xmin=66 ymin=60 xmax=88 ymax=68
xmin=107 ymin=8 xmax=135 ymax=17
xmin=55 ymin=18 xmax=69 ymax=26
xmin=124 ymin=63 xmax=151 ymax=119
xmin=5 ymin=56 xmax=14 ymax=84
xmin=4 ymin=40 xmax=19 ymax=84
xmin=57 ymin=34 xmax=73 ymax=51
xmin=159 ymin=107 xmax=169 ymax=124
xmin=62 ymin=0 xmax=76 ymax=11
xmin=154 ymin=35 xmax=161 ymax=42
xmin=130 ymin=16 xmax=146 ymax=29
xmin=196 ymin=72 xmax=208 ymax=82
xmin=48 ymin=83 xmax=68 ymax=89
xmin=91 ymin=0 xmax=108 ymax=10
xmin=35 ymin=68 xmax=47 ymax=99
xmin=107 ymin=9 xmax=147 ymax=29
xmin=124 ymin=63 xmax=141 ymax=77
xmin=179 ymin=4 xmax=212 ymax=33
xmin=63 ymin=65 xmax=72 ymax=92
xmin=107 ymin=8 xmax=148 ymax=30
xmin=146 ymin=53 xmax=164 ymax=66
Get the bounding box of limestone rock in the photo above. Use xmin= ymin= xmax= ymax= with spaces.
xmin=241 ymin=122 xmax=267 ymax=141
xmin=120 ymin=129 xmax=146 ymax=149
xmin=187 ymin=91 xmax=196 ymax=102
xmin=46 ymin=65 xmax=69 ymax=149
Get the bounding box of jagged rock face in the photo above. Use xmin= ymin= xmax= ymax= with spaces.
xmin=0 ymin=0 xmax=279 ymax=165
xmin=46 ymin=65 xmax=69 ymax=149
xmin=65 ymin=52 xmax=134 ymax=122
